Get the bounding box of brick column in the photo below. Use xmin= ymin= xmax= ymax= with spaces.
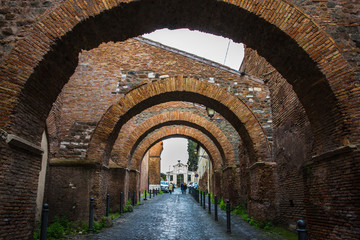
xmin=247 ymin=162 xmax=277 ymax=222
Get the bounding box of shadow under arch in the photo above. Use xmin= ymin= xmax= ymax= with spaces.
xmin=87 ymin=77 xmax=270 ymax=166
xmin=1 ymin=0 xmax=355 ymax=153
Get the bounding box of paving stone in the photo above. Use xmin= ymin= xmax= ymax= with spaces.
xmin=69 ymin=189 xmax=284 ymax=240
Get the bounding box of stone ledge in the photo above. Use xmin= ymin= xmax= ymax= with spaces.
xmin=311 ymin=145 xmax=358 ymax=162
xmin=248 ymin=161 xmax=277 ymax=170
xmin=49 ymin=158 xmax=98 ymax=167
xmin=6 ymin=134 xmax=43 ymax=156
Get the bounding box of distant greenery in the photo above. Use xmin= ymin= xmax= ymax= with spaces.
xmin=230 ymin=204 xmax=297 ymax=240
xmin=187 ymin=140 xmax=198 ymax=171
xmin=160 ymin=173 xmax=166 ymax=181
xmin=33 ymin=214 xmax=114 ymax=239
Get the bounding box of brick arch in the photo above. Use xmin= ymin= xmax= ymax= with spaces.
xmin=109 ymin=110 xmax=236 ymax=169
xmin=87 ymin=76 xmax=269 ymax=166
xmin=0 ymin=0 xmax=357 ymax=152
xmin=130 ymin=125 xmax=222 ymax=171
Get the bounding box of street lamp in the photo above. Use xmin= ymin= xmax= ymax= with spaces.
xmin=206 ymin=107 xmax=215 ymax=118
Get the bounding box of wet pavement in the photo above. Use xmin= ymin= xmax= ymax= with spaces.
xmin=71 ymin=188 xmax=285 ymax=240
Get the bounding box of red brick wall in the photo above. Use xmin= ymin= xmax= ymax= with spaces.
xmin=242 ymin=46 xmax=313 ymax=228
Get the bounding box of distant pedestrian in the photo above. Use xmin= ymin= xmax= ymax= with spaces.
xmin=169 ymin=182 xmax=174 ymax=194
xmin=181 ymin=182 xmax=184 ymax=194
xmin=183 ymin=183 xmax=187 ymax=194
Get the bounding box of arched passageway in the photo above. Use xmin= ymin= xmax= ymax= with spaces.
xmin=0 ymin=0 xmax=356 ymax=152
xmin=0 ymin=1 xmax=358 ymax=239
xmin=88 ymin=77 xmax=270 ymax=167
xmin=104 ymin=110 xmax=236 ymax=169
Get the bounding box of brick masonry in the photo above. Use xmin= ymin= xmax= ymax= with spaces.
xmin=0 ymin=0 xmax=359 ymax=239
xmin=241 ymin=46 xmax=359 ymax=239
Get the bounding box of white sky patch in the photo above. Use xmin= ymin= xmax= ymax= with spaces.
xmin=143 ymin=28 xmax=244 ymax=70
xmin=160 ymin=138 xmax=189 ymax=173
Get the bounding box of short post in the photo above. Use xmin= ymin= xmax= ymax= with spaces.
xmin=106 ymin=193 xmax=110 ymax=217
xmin=196 ymin=189 xmax=199 ymax=202
xmin=200 ymin=191 xmax=202 ymax=206
xmin=88 ymin=197 xmax=94 ymax=233
xmin=214 ymin=195 xmax=218 ymax=221
xmin=120 ymin=192 xmax=123 ymax=214
xmin=128 ymin=191 xmax=131 ymax=201
xmin=297 ymin=219 xmax=309 ymax=240
xmin=226 ymin=200 xmax=231 ymax=233
xmin=40 ymin=203 xmax=49 ymax=240
xmin=138 ymin=191 xmax=141 ymax=205
xmin=132 ymin=191 xmax=136 ymax=206
xmin=144 ymin=190 xmax=147 ymax=200
xmin=155 ymin=189 xmax=158 ymax=196
xmin=153 ymin=189 xmax=155 ymax=197
xmin=208 ymin=194 xmax=211 ymax=214
xmin=203 ymin=192 xmax=206 ymax=209
xmin=149 ymin=189 xmax=151 ymax=199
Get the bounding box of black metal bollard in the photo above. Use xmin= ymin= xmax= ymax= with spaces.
xmin=226 ymin=200 xmax=231 ymax=233
xmin=208 ymin=194 xmax=211 ymax=214
xmin=88 ymin=197 xmax=94 ymax=233
xmin=132 ymin=191 xmax=136 ymax=206
xmin=149 ymin=189 xmax=152 ymax=199
xmin=203 ymin=192 xmax=206 ymax=209
xmin=200 ymin=191 xmax=202 ymax=206
xmin=120 ymin=192 xmax=123 ymax=214
xmin=196 ymin=189 xmax=199 ymax=202
xmin=144 ymin=190 xmax=147 ymax=200
xmin=139 ymin=191 xmax=141 ymax=205
xmin=156 ymin=189 xmax=158 ymax=196
xmin=153 ymin=189 xmax=155 ymax=197
xmin=106 ymin=193 xmax=110 ymax=217
xmin=214 ymin=195 xmax=218 ymax=221
xmin=40 ymin=203 xmax=49 ymax=240
xmin=297 ymin=220 xmax=309 ymax=240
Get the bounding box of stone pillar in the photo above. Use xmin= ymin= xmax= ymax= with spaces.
xmin=247 ymin=162 xmax=277 ymax=222
xmin=148 ymin=142 xmax=163 ymax=190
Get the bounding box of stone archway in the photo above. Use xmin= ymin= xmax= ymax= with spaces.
xmin=0 ymin=0 xmax=357 ymax=152
xmin=87 ymin=77 xmax=270 ymax=167
xmin=131 ymin=125 xmax=223 ymax=171
xmin=107 ymin=110 xmax=236 ymax=169
xmin=0 ymin=0 xmax=358 ymax=238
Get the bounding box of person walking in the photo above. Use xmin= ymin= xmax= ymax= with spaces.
xmin=181 ymin=182 xmax=184 ymax=194
xmin=183 ymin=183 xmax=187 ymax=194
xmin=169 ymin=182 xmax=174 ymax=194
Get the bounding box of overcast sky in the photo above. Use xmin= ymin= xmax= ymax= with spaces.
xmin=143 ymin=28 xmax=244 ymax=173
xmin=143 ymin=28 xmax=244 ymax=70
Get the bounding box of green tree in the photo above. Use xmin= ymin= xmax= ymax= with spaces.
xmin=160 ymin=173 xmax=166 ymax=181
xmin=187 ymin=139 xmax=198 ymax=171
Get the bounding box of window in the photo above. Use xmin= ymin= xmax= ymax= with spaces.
xmin=188 ymin=175 xmax=191 ymax=181
xmin=170 ymin=176 xmax=173 ymax=181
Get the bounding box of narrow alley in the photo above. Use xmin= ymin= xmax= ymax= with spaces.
xmin=71 ymin=189 xmax=284 ymax=240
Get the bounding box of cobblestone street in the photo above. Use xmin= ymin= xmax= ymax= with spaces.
xmin=71 ymin=189 xmax=285 ymax=240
